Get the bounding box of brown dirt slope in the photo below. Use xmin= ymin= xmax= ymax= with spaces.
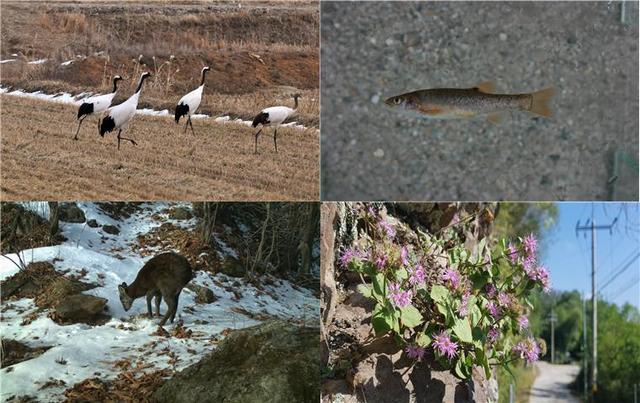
xmin=0 ymin=95 xmax=319 ymax=201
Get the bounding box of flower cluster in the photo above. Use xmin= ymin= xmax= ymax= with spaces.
xmin=388 ymin=282 xmax=412 ymax=308
xmin=432 ymin=331 xmax=458 ymax=360
xmin=513 ymin=337 xmax=541 ymax=364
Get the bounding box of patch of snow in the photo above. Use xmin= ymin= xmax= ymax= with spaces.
xmin=60 ymin=60 xmax=74 ymax=66
xmin=0 ymin=59 xmax=17 ymax=64
xmin=214 ymin=236 xmax=239 ymax=259
xmin=0 ymin=202 xmax=318 ymax=402
xmin=28 ymin=58 xmax=48 ymax=65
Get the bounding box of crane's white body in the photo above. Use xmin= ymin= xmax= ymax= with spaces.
xmin=177 ymin=85 xmax=204 ymax=117
xmin=259 ymin=106 xmax=296 ymax=126
xmin=106 ymin=91 xmax=140 ymax=130
xmin=84 ymin=92 xmax=117 ymax=115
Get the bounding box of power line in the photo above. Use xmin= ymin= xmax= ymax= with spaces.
xmin=600 ymin=248 xmax=640 ymax=285
xmin=613 ymin=277 xmax=640 ymax=302
xmin=598 ymin=252 xmax=640 ymax=292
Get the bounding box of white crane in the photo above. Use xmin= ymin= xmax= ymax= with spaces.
xmin=175 ymin=66 xmax=210 ymax=135
xmin=74 ymin=75 xmax=122 ymax=141
xmin=99 ymin=72 xmax=151 ymax=149
xmin=251 ymin=94 xmax=300 ymax=154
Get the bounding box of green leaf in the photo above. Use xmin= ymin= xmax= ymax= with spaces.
xmin=400 ymin=305 xmax=423 ymax=328
xmin=371 ymin=305 xmax=393 ymax=336
xmin=416 ymin=332 xmax=432 ymax=347
xmin=357 ymin=284 xmax=372 ymax=299
xmin=452 ymin=317 xmax=473 ymax=343
xmin=430 ymin=285 xmax=450 ymax=304
xmin=454 ymin=352 xmax=471 ymax=379
xmin=476 ymin=348 xmax=492 ymax=379
xmin=372 ymin=273 xmax=386 ymax=298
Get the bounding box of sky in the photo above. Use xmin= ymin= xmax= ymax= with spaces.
xmin=540 ymin=202 xmax=640 ymax=309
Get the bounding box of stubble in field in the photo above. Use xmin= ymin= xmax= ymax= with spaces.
xmin=0 ymin=95 xmax=319 ymax=200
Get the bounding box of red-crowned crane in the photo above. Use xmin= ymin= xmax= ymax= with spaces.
xmin=251 ymin=94 xmax=300 ymax=154
xmin=74 ymin=75 xmax=122 ymax=140
xmin=99 ymin=72 xmax=151 ymax=150
xmin=175 ymin=66 xmax=210 ymax=135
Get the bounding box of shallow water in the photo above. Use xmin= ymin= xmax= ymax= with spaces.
xmin=321 ymin=1 xmax=639 ymax=201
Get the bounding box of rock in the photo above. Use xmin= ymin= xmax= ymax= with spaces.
xmin=219 ymin=257 xmax=244 ymax=278
xmin=167 ymin=207 xmax=193 ymax=220
xmin=59 ymin=203 xmax=86 ymax=223
xmin=55 ymin=294 xmax=108 ymax=324
xmin=87 ymin=219 xmax=99 ymax=228
xmin=186 ymin=284 xmax=217 ymax=304
xmin=102 ymin=225 xmax=120 ymax=235
xmin=1 ymin=339 xmax=52 ymax=368
xmin=152 ymin=320 xmax=319 ymax=403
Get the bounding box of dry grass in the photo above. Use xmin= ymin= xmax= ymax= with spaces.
xmin=0 ymin=95 xmax=319 ymax=201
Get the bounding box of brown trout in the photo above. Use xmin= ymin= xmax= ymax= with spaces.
xmin=384 ymin=81 xmax=554 ymax=123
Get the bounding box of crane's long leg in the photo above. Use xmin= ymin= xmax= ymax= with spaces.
xmin=183 ymin=118 xmax=189 ymax=134
xmin=74 ymin=116 xmax=87 ymax=141
xmin=254 ymin=128 xmax=263 ymax=154
xmin=188 ymin=116 xmax=195 ymax=136
xmin=117 ymin=129 xmax=138 ymax=150
xmin=273 ymin=128 xmax=278 ymax=153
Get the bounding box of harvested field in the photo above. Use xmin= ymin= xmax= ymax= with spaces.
xmin=0 ymin=0 xmax=319 ymax=200
xmin=0 ymin=95 xmax=319 ymax=200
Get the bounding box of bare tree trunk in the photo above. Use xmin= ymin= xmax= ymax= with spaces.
xmin=320 ymin=202 xmax=338 ymax=365
xmin=48 ymin=202 xmax=59 ymax=239
xmin=200 ymin=202 xmax=218 ymax=245
xmin=298 ymin=203 xmax=319 ymax=275
xmin=251 ymin=203 xmax=270 ymax=276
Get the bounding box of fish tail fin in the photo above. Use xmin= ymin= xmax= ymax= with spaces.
xmin=528 ymin=87 xmax=555 ymax=117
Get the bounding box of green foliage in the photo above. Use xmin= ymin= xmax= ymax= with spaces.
xmin=340 ymin=204 xmax=549 ymax=380
xmin=493 ymin=203 xmax=558 ymax=243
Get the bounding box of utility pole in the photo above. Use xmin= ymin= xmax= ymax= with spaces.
xmin=576 ymin=215 xmax=617 ymax=402
xmin=582 ymin=291 xmax=587 ymax=402
xmin=548 ymin=308 xmax=557 ymax=364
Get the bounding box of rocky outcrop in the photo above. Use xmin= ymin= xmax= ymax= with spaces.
xmin=55 ymin=294 xmax=108 ymax=324
xmin=323 ymin=202 xmax=499 ymax=403
xmin=152 ymin=320 xmax=319 ymax=403
xmin=102 ymin=225 xmax=120 ymax=235
xmin=186 ymin=283 xmax=217 ymax=304
xmin=59 ymin=202 xmax=86 ymax=223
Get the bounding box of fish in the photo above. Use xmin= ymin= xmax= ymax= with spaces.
xmin=384 ymin=81 xmax=554 ymax=123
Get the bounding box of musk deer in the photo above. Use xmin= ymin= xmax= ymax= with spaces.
xmin=118 ymin=252 xmax=192 ymax=326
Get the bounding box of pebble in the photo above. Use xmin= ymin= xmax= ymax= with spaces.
xmin=374 ymin=149 xmax=385 ymax=158
xmin=499 ymin=33 xmax=507 ymax=41
xmin=371 ymin=94 xmax=380 ymax=104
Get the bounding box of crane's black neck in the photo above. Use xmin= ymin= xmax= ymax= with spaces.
xmin=293 ymin=95 xmax=299 ymax=110
xmin=200 ymin=69 xmax=209 ymax=86
xmin=135 ymin=74 xmax=149 ymax=93
xmin=112 ymin=78 xmax=119 ymax=93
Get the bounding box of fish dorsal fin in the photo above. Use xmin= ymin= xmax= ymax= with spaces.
xmin=487 ymin=112 xmax=503 ymax=125
xmin=473 ymin=80 xmax=495 ymax=94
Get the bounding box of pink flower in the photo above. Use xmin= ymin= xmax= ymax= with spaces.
xmin=487 ymin=300 xmax=500 ymax=318
xmin=375 ymin=253 xmax=387 ymax=270
xmin=442 ymin=267 xmax=461 ymax=290
xmin=485 ymin=283 xmax=497 ymax=299
xmin=405 ymin=345 xmax=425 ymax=360
xmin=523 ymin=234 xmax=537 ymax=258
xmin=339 ymin=247 xmax=365 ymax=268
xmin=507 ymin=242 xmax=519 ymax=264
xmin=535 ymin=266 xmax=551 ymax=293
xmin=408 ymin=263 xmax=426 ymax=286
xmin=458 ymin=291 xmax=471 ymax=317
xmin=497 ymin=292 xmax=511 ymax=307
xmin=488 ymin=326 xmax=500 ymax=344
xmin=523 ymin=255 xmax=537 ymax=279
xmin=388 ymin=282 xmax=412 ymax=308
xmin=432 ymin=331 xmax=458 ymax=360
xmin=517 ymin=315 xmax=529 ymax=331
xmin=400 ymin=246 xmax=410 ymax=266
xmin=513 ymin=337 xmax=540 ymax=364
xmin=378 ymin=218 xmax=396 ymax=239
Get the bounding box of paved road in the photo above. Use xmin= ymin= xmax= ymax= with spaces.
xmin=529 ymin=361 xmax=581 ymax=403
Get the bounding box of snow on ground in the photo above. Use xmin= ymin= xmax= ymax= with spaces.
xmin=0 ymin=59 xmax=17 ymax=64
xmin=27 ymin=58 xmax=48 ymax=65
xmin=0 ymin=202 xmax=318 ymax=401
xmin=0 ymin=86 xmax=315 ymax=132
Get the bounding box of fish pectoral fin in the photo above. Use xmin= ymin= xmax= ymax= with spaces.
xmin=487 ymin=112 xmax=504 ymax=125
xmin=473 ymin=80 xmax=496 ymax=94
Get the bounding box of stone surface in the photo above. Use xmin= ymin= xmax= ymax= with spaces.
xmin=59 ymin=202 xmax=86 ymax=223
xmin=102 ymin=225 xmax=120 ymax=235
xmin=166 ymin=207 xmax=193 ymax=220
xmin=152 ymin=320 xmax=320 ymax=403
xmin=219 ymin=256 xmax=244 ymax=278
xmin=86 ymin=219 xmax=99 ymax=228
xmin=321 ymin=1 xmax=639 ymax=201
xmin=55 ymin=294 xmax=108 ymax=323
xmin=186 ymin=283 xmax=217 ymax=304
